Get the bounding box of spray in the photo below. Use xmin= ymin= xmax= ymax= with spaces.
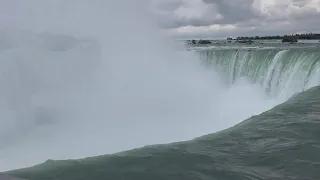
xmin=0 ymin=0 xmax=278 ymax=171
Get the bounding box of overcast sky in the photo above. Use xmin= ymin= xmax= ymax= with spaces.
xmin=151 ymin=0 xmax=320 ymax=38
xmin=0 ymin=0 xmax=319 ymax=39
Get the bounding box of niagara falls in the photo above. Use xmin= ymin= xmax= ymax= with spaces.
xmin=1 ymin=0 xmax=320 ymax=180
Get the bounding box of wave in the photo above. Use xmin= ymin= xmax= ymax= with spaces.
xmin=198 ymin=48 xmax=320 ymax=100
xmin=7 ymin=86 xmax=320 ymax=180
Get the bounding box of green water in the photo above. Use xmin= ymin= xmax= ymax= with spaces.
xmin=6 ymin=86 xmax=320 ymax=180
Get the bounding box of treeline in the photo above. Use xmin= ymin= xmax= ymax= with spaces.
xmin=236 ymin=33 xmax=320 ymax=40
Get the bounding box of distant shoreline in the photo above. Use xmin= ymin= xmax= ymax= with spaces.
xmin=180 ymin=33 xmax=320 ymax=41
xmin=234 ymin=33 xmax=320 ymax=40
xmin=186 ymin=33 xmax=320 ymax=44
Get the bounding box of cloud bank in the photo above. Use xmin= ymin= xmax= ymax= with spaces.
xmin=0 ymin=0 xmax=319 ymax=38
xmin=151 ymin=0 xmax=320 ymax=38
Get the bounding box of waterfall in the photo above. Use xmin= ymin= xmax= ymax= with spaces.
xmin=198 ymin=48 xmax=320 ymax=99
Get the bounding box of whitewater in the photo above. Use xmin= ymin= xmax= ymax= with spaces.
xmin=0 ymin=0 xmax=319 ymax=175
xmin=195 ymin=45 xmax=320 ymax=100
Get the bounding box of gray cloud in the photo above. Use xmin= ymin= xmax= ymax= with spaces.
xmin=151 ymin=0 xmax=320 ymax=38
xmin=152 ymin=0 xmax=261 ymax=28
xmin=203 ymin=0 xmax=262 ymax=24
xmin=152 ymin=0 xmax=223 ymax=28
xmin=292 ymin=0 xmax=308 ymax=7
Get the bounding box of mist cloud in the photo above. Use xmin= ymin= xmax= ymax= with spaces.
xmin=0 ymin=0 xmax=315 ymax=171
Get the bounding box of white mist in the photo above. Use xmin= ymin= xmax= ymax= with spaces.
xmin=0 ymin=0 xmax=278 ymax=171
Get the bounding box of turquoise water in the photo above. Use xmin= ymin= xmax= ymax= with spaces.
xmin=7 ymin=86 xmax=320 ymax=180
